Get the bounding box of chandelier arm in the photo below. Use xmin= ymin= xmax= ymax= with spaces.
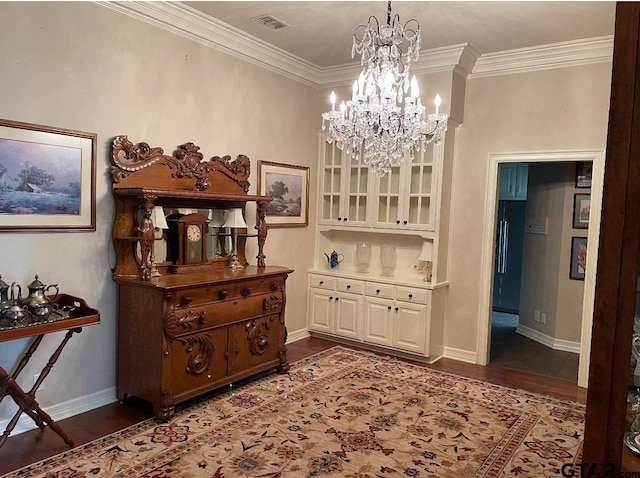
xmin=403 ymin=19 xmax=421 ymax=35
xmin=387 ymin=0 xmax=392 ymax=25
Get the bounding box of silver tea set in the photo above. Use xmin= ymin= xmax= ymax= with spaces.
xmin=0 ymin=275 xmax=71 ymax=327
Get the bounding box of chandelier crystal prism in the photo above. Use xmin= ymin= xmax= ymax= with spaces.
xmin=321 ymin=1 xmax=449 ymax=176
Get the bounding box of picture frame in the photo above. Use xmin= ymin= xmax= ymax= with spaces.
xmin=257 ymin=160 xmax=309 ymax=227
xmin=575 ymin=161 xmax=593 ymax=188
xmin=570 ymin=236 xmax=588 ymax=280
xmin=0 ymin=118 xmax=96 ymax=232
xmin=572 ymin=193 xmax=591 ymax=229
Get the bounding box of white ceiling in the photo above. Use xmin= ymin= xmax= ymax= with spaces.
xmin=183 ymin=1 xmax=616 ymax=69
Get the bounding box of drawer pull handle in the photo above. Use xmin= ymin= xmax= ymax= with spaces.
xmin=403 ymin=220 xmax=408 ymax=225
xmin=335 ymin=297 xmax=339 ymax=301
xmin=338 ymin=216 xmax=342 ymax=221
xmin=219 ymin=290 xmax=229 ymax=300
xmin=207 ymin=374 xmax=212 ymax=379
xmin=343 ymin=217 xmax=348 ymax=222
xmin=396 ymin=220 xmax=401 ymax=224
xmin=319 ymin=281 xmax=324 ymax=285
xmin=376 ymin=289 xmax=381 ymax=294
xmin=329 ymin=296 xmax=333 ymax=301
xmin=395 ymin=307 xmax=399 ymax=312
xmin=387 ymin=305 xmax=392 ymax=311
xmin=346 ymin=284 xmax=351 ymax=289
xmin=180 ymin=296 xmax=192 ymax=306
xmin=270 ymin=282 xmax=279 ymax=291
xmin=408 ymin=294 xmax=413 ymax=299
xmin=241 ymin=288 xmax=252 ymax=297
xmin=199 ymin=314 xmax=207 ymax=325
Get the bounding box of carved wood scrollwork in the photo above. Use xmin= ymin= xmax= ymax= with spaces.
xmin=245 ymin=315 xmax=275 ymax=356
xmin=179 ymin=333 xmax=215 ymax=375
xmin=164 ymin=306 xmax=206 ymax=340
xmin=111 ymin=136 xmax=251 ymax=192
xmin=263 ymin=295 xmax=283 ymax=311
xmin=256 ymin=201 xmax=269 ymax=268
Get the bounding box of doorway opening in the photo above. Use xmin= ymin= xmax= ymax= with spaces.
xmin=477 ymin=151 xmax=604 ymax=388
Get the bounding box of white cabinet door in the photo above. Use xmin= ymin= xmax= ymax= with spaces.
xmin=335 ymin=293 xmax=362 ymax=339
xmin=363 ymin=298 xmax=393 ymax=346
xmin=318 ymin=140 xmax=371 ymax=227
xmin=393 ymin=302 xmax=427 ymax=354
xmin=308 ymin=288 xmax=333 ymax=333
xmin=373 ymin=143 xmax=436 ymax=231
xmin=499 ymin=163 xmax=528 ymax=200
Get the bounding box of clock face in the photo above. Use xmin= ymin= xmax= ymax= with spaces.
xmin=187 ymin=224 xmax=202 ymax=242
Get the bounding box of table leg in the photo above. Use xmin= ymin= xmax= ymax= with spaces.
xmin=0 ymin=335 xmax=44 ymax=406
xmin=0 ymin=328 xmax=82 ymax=448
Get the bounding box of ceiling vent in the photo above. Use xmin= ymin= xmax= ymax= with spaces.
xmin=252 ymin=14 xmax=290 ymax=30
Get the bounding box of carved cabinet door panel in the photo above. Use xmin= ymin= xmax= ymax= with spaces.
xmin=227 ymin=315 xmax=281 ymax=375
xmin=171 ymin=328 xmax=228 ymax=396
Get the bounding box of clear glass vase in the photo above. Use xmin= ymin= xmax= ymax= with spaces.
xmin=380 ymin=246 xmax=396 ymax=277
xmin=356 ymin=243 xmax=372 ymax=273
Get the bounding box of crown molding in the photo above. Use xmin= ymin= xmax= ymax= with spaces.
xmin=96 ymin=2 xmax=613 ymax=86
xmin=471 ymin=35 xmax=613 ymax=78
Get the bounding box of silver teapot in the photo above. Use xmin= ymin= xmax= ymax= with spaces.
xmin=3 ymin=282 xmax=27 ymax=323
xmin=0 ymin=275 xmax=11 ymax=312
xmin=18 ymin=275 xmax=59 ymax=319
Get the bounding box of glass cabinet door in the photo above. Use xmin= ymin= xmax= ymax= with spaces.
xmin=319 ymin=140 xmax=370 ymax=226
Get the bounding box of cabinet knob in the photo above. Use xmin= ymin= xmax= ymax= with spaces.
xmin=219 ymin=290 xmax=229 ymax=300
xmin=319 ymin=280 xmax=324 ymax=285
xmin=395 ymin=307 xmax=399 ymax=312
xmin=396 ymin=220 xmax=401 ymax=224
xmin=387 ymin=305 xmax=392 ymax=311
xmin=337 ymin=216 xmax=342 ymax=221
xmin=343 ymin=217 xmax=348 ymax=222
xmin=198 ymin=314 xmax=207 ymax=325
xmin=346 ymin=284 xmax=351 ymax=289
xmin=207 ymin=374 xmax=212 ymax=379
xmin=376 ymin=289 xmax=380 ymax=294
xmin=408 ymin=293 xmax=413 ymax=299
xmin=270 ymin=282 xmax=280 ymax=291
xmin=241 ymin=288 xmax=252 ymax=297
xmin=335 ymin=297 xmax=339 ymax=301
xmin=329 ymin=296 xmax=333 ymax=301
xmin=180 ymin=296 xmax=192 ymax=306
xmin=403 ymin=220 xmax=408 ymax=225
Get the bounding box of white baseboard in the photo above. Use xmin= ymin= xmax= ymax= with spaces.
xmin=516 ymin=324 xmax=580 ymax=354
xmin=0 ymin=386 xmax=117 ymax=437
xmin=286 ymin=327 xmax=310 ymax=344
xmin=443 ymin=347 xmax=478 ymax=364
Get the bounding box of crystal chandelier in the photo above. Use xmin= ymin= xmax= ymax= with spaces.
xmin=321 ymin=1 xmax=449 ymax=176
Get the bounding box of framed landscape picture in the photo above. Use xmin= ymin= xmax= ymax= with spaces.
xmin=0 ymin=119 xmax=96 ymax=231
xmin=257 ymin=160 xmax=309 ymax=227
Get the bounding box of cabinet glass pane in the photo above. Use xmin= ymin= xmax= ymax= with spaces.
xmin=349 ymin=195 xmax=367 ymax=221
xmin=378 ymin=195 xmax=399 ymax=223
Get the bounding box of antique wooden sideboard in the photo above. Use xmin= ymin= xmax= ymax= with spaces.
xmin=110 ymin=136 xmax=292 ymax=420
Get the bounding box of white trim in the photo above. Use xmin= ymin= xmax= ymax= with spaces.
xmin=0 ymin=387 xmax=117 ymax=437
xmin=443 ymin=346 xmax=477 ymax=364
xmin=516 ymin=324 xmax=581 ymax=354
xmin=286 ymin=327 xmax=310 ymax=344
xmin=476 ymin=150 xmax=604 ymax=389
xmin=471 ymin=36 xmax=613 ymax=77
xmin=95 ymin=2 xmax=612 ymax=87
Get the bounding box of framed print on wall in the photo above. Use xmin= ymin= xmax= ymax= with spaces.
xmin=0 ymin=118 xmax=96 ymax=232
xmin=575 ymin=161 xmax=593 ymax=188
xmin=572 ymin=193 xmax=591 ymax=229
xmin=257 ymin=160 xmax=309 ymax=227
xmin=570 ymin=236 xmax=588 ymax=280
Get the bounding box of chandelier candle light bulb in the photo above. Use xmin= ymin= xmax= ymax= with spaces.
xmin=321 ymin=1 xmax=448 ymax=176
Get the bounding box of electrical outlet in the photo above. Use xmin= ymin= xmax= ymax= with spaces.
xmin=534 ymin=310 xmax=540 ymax=322
xmin=541 ymin=312 xmax=547 ymax=324
xmin=33 ymin=374 xmax=44 ymax=392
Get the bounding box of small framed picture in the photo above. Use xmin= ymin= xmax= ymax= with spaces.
xmin=575 ymin=161 xmax=593 ymax=188
xmin=257 ymin=160 xmax=310 ymax=227
xmin=572 ymin=193 xmax=591 ymax=229
xmin=570 ymin=236 xmax=588 ymax=280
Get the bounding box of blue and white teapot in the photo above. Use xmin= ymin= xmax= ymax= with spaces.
xmin=324 ymin=250 xmax=344 ymax=269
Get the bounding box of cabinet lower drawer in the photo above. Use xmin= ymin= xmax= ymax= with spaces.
xmin=309 ymin=274 xmax=335 ymax=290
xmin=365 ymin=282 xmax=395 ymax=299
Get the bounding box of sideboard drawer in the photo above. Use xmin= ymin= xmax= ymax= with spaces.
xmin=395 ymin=286 xmax=428 ymax=303
xmin=365 ymin=282 xmax=394 ymax=299
xmin=336 ymin=278 xmax=364 ymax=294
xmin=309 ymin=274 xmax=336 ymax=290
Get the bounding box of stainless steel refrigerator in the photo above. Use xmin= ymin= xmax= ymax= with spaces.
xmin=493 ymin=200 xmax=526 ymax=314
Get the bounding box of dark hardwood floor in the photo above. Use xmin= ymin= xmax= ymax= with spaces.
xmin=0 ymin=336 xmax=587 ymax=475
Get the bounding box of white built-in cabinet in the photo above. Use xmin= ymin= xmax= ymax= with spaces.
xmin=498 ymin=163 xmax=528 ymax=200
xmin=309 ymin=133 xmax=452 ymax=362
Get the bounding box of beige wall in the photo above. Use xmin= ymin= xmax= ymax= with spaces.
xmin=0 ymin=2 xmax=318 ymax=426
xmin=448 ymin=63 xmax=611 ymax=354
xmin=519 ymin=162 xmax=584 ymax=344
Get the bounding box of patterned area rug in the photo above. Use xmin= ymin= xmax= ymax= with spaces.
xmin=8 ymin=346 xmax=584 ymax=477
